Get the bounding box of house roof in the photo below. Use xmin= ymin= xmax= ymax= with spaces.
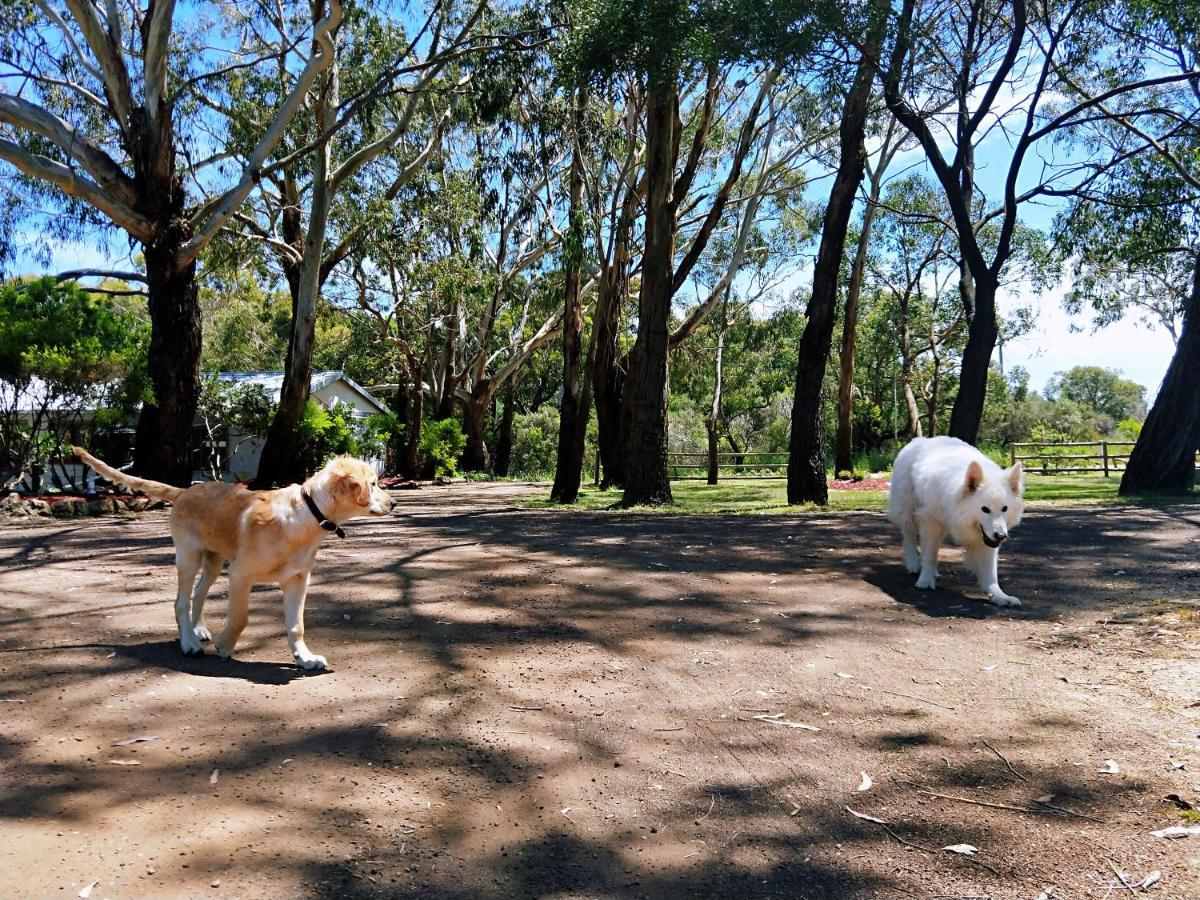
xmin=211 ymin=371 xmax=388 ymax=416
xmin=2 ymin=371 xmax=388 ymax=416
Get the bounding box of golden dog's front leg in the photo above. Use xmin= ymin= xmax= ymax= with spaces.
xmin=282 ymin=573 xmax=327 ymax=670
xmin=213 ymin=572 xmax=252 ymax=659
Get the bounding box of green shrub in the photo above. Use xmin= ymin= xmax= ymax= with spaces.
xmin=419 ymin=418 xmax=465 ymax=478
xmin=509 ymin=405 xmax=559 ymax=479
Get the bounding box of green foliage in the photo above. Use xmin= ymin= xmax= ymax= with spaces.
xmin=0 ymin=277 xmax=148 ymax=480
xmin=1045 ymin=366 xmax=1147 ymax=423
xmin=508 ymin=405 xmax=560 ymax=479
xmin=195 ymin=376 xmax=275 ymax=480
xmin=295 ymin=401 xmax=354 ymax=474
xmin=419 ymin=417 xmax=466 ymax=479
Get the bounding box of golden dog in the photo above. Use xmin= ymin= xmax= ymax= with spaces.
xmin=73 ymin=447 xmax=396 ymax=669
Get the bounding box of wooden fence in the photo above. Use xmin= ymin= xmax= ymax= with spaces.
xmin=666 ymin=451 xmax=788 ymax=480
xmin=1009 ymin=440 xmax=1137 ymax=476
xmin=665 ymin=442 xmax=1198 ymax=483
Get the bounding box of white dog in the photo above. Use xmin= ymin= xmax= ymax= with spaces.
xmin=887 ymin=436 xmax=1025 ymax=607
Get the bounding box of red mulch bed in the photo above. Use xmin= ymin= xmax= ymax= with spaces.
xmin=828 ymin=477 xmax=890 ymax=491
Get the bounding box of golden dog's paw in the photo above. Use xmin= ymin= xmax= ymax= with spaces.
xmin=295 ymin=653 xmax=328 ymax=671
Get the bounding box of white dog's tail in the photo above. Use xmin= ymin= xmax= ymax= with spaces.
xmin=886 ymin=442 xmax=915 ymax=527
xmin=72 ymin=446 xmax=185 ymax=502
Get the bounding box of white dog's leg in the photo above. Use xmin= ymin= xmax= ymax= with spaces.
xmin=915 ymin=520 xmax=945 ymax=590
xmin=174 ymin=547 xmax=204 ymax=656
xmin=966 ymin=545 xmax=1021 ymax=607
xmin=189 ymin=552 xmax=223 ymax=643
xmin=282 ymin=573 xmax=327 ymax=671
xmin=212 ymin=571 xmax=252 ymax=659
xmin=900 ymin=518 xmax=921 ymax=574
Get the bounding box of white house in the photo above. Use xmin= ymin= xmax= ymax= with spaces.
xmin=2 ymin=370 xmax=389 ymax=490
xmin=210 ymin=371 xmax=389 ymax=482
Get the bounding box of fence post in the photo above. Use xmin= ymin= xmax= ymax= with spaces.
xmin=1102 ymin=441 xmax=1109 ymax=478
xmin=1010 ymin=444 xmax=1015 ymax=467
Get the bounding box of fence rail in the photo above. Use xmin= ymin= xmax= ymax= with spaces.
xmin=1009 ymin=440 xmax=1138 ymax=476
xmin=664 ymin=442 xmax=1199 ymax=483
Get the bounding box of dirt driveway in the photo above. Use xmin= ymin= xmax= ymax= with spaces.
xmin=2 ymin=483 xmax=1199 ymax=899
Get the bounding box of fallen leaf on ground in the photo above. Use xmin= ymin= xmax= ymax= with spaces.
xmin=1138 ymin=870 xmax=1161 ymax=889
xmin=79 ymin=882 xmax=98 ymax=898
xmin=943 ymin=844 xmax=979 ymax=855
xmin=1034 ymin=794 xmax=1056 ymax=804
xmin=753 ymin=714 xmax=820 ymax=731
xmin=1098 ymin=759 xmax=1120 ymax=775
xmin=1149 ymin=825 xmax=1200 ymax=838
xmin=836 ymin=672 xmax=854 ymax=679
xmin=210 ymin=769 xmax=219 ymax=785
xmin=845 ymin=805 xmax=888 ymax=824
xmin=113 ymin=734 xmax=159 ymax=747
xmin=856 ymin=772 xmax=873 ymax=792
xmin=109 ymin=759 xmax=140 ymax=765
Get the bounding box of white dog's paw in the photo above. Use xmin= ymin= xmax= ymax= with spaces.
xmin=904 ymin=558 xmax=921 ymax=575
xmin=193 ymin=624 xmax=212 ymax=642
xmin=989 ymin=592 xmax=1021 ymax=608
xmin=295 ymin=653 xmax=328 ymax=671
xmin=914 ymin=572 xmax=937 ymax=590
xmin=179 ymin=633 xmax=204 ymax=656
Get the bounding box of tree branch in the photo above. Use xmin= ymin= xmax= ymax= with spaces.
xmin=0 ymin=138 xmax=153 ymax=241
xmin=179 ymin=0 xmax=343 ymax=267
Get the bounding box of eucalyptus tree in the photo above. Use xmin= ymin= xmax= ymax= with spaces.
xmin=874 ymin=0 xmax=1199 ymax=445
xmin=566 ymin=0 xmax=822 ymax=506
xmin=834 ymin=115 xmax=902 ymax=474
xmin=0 ymin=0 xmax=342 ymax=483
xmin=787 ymin=0 xmax=888 ymax=504
xmin=221 ymin=0 xmax=487 ymax=485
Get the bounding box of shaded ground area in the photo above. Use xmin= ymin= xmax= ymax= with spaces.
xmin=2 ymin=482 xmax=1199 ymax=899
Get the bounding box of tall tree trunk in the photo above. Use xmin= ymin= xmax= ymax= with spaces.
xmin=135 ymin=240 xmax=202 ymax=486
xmin=592 ymin=263 xmax=627 ymax=488
xmin=254 ymin=35 xmax=337 ymax=487
xmin=833 ymin=176 xmax=883 ymax=474
xmin=551 ymin=96 xmax=590 ymax=502
xmin=706 ymin=294 xmax=728 ymax=485
xmin=787 ymin=48 xmax=878 ymax=506
xmin=494 ymin=380 xmax=516 ymax=478
xmin=898 ymin=295 xmax=923 ymax=438
xmin=461 ymin=381 xmax=491 ymax=472
xmin=401 ymin=374 xmax=423 ymax=479
xmin=131 ymin=106 xmax=202 ymax=486
xmin=1120 ymin=256 xmax=1200 ymax=494
xmin=620 ymin=86 xmax=678 ymax=506
xmin=947 ymin=273 xmax=998 ymax=443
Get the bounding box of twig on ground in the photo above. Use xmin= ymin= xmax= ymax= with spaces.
xmin=1107 ymin=860 xmax=1137 ymax=894
xmin=874 ymin=687 xmax=957 ymax=710
xmin=1031 ymin=796 xmax=1106 ymax=824
xmin=698 ymin=795 xmax=716 ymax=822
xmin=509 ymin=705 xmax=543 ymax=711
xmin=983 ymin=739 xmax=1029 ymax=782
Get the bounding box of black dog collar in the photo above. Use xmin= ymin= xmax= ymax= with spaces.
xmin=302 ymin=490 xmax=345 ymax=539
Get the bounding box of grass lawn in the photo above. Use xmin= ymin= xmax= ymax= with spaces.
xmin=523 ymin=472 xmax=1195 ymax=515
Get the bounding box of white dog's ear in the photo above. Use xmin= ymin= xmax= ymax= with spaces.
xmin=1006 ymin=461 xmax=1024 ymax=495
xmin=964 ymin=460 xmax=984 ymax=493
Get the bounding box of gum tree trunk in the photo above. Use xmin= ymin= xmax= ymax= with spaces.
xmin=620 ymin=86 xmax=678 ymax=506
xmin=551 ymin=99 xmax=590 ymax=502
xmin=788 ymin=46 xmax=878 ymax=505
xmin=1120 ymin=256 xmax=1200 ymax=494
xmin=947 ymin=273 xmax=998 ymax=443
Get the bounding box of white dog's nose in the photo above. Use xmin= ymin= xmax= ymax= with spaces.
xmin=992 ymin=531 xmax=1007 ymax=544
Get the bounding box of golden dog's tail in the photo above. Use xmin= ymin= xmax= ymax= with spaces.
xmin=72 ymin=446 xmax=185 ymax=502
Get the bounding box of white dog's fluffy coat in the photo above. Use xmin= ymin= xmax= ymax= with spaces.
xmin=887 ymin=436 xmax=1025 ymax=607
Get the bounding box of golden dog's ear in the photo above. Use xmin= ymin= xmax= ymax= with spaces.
xmin=334 ymin=472 xmax=370 ymax=506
